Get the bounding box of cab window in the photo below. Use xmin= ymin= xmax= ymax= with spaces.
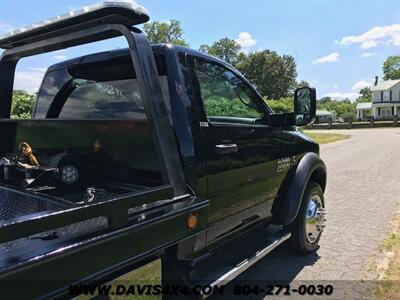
xmin=34 ymin=56 xmax=146 ymax=120
xmin=194 ymin=59 xmax=265 ymax=125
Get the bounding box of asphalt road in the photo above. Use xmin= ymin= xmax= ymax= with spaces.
xmin=219 ymin=128 xmax=400 ymax=299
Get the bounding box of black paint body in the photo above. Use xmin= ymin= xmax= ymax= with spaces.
xmin=0 ymin=9 xmax=326 ymax=298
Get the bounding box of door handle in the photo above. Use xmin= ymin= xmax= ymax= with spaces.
xmin=215 ymin=144 xmax=238 ymax=155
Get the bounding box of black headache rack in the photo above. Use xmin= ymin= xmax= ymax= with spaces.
xmin=0 ymin=2 xmax=205 ymax=297
xmin=0 ymin=1 xmax=149 ymax=49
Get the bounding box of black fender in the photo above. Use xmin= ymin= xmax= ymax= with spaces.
xmin=272 ymin=152 xmax=326 ymax=225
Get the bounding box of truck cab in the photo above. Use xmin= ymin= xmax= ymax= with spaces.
xmin=0 ymin=2 xmax=326 ymax=298
xmin=28 ymin=43 xmax=324 ymax=248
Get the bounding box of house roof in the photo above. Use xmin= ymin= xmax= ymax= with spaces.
xmin=316 ymin=109 xmax=334 ymax=116
xmin=370 ymin=80 xmax=400 ymax=91
xmin=356 ymin=102 xmax=372 ymax=110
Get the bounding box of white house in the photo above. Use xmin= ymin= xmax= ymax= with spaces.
xmin=356 ymin=102 xmax=372 ymax=120
xmin=370 ymin=77 xmax=400 ymax=119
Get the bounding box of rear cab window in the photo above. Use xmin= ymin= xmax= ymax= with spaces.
xmin=33 ymin=56 xmax=147 ymax=120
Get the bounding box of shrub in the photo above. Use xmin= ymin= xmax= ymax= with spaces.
xmin=11 ymin=90 xmax=34 ymax=118
xmin=265 ymin=97 xmax=293 ymax=113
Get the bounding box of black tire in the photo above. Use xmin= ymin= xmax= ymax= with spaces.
xmin=288 ymin=181 xmax=325 ymax=254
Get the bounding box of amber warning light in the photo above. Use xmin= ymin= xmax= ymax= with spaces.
xmin=187 ymin=214 xmax=198 ymax=230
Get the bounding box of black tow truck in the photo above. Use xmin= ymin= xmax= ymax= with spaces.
xmin=0 ymin=2 xmax=327 ymax=298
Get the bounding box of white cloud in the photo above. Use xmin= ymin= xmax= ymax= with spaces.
xmin=352 ymin=79 xmax=372 ymax=91
xmin=54 ymin=55 xmax=67 ymax=60
xmin=235 ymin=32 xmax=257 ymax=48
xmin=14 ymin=69 xmax=46 ymax=94
xmin=323 ymin=79 xmax=374 ymax=101
xmin=361 ymin=52 xmax=375 ymax=57
xmin=361 ymin=40 xmax=378 ymax=49
xmin=312 ymin=52 xmax=340 ymax=64
xmin=337 ymin=24 xmax=400 ymax=49
xmin=322 ymin=92 xmax=359 ymax=101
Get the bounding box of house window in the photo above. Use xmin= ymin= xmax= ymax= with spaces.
xmin=383 ymin=91 xmax=390 ymax=102
xmin=390 ymin=90 xmax=392 ymax=101
xmin=381 ymin=91 xmax=383 ymax=101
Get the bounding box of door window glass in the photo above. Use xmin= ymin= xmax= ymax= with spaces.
xmin=194 ymin=59 xmax=264 ymax=124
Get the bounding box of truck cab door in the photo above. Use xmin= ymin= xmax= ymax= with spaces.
xmin=188 ymin=57 xmax=281 ymax=243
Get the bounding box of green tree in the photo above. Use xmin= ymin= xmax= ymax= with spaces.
xmin=265 ymin=97 xmax=293 ymax=113
xmin=143 ymin=19 xmax=188 ymax=46
xmin=236 ymin=50 xmax=297 ymax=99
xmin=317 ymin=97 xmax=356 ymax=119
xmin=11 ymin=90 xmax=34 ymax=119
xmin=383 ymin=55 xmax=400 ymax=80
xmin=205 ymin=96 xmax=260 ymax=118
xmin=199 ymin=38 xmax=241 ymax=66
xmin=296 ymin=80 xmax=310 ymax=88
xmin=342 ymin=99 xmax=351 ymax=104
xmin=236 ymin=52 xmax=248 ymax=67
xmin=319 ymin=97 xmax=332 ymax=104
xmin=357 ymin=87 xmax=372 ymax=102
xmin=199 ymin=44 xmax=210 ymax=53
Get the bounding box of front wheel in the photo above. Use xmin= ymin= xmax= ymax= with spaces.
xmin=288 ymin=181 xmax=326 ymax=254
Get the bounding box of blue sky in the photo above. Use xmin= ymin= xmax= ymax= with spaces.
xmin=0 ymin=0 xmax=399 ymax=100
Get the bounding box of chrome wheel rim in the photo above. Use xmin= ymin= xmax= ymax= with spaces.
xmin=305 ymin=194 xmax=326 ymax=243
xmin=61 ymin=165 xmax=79 ymax=184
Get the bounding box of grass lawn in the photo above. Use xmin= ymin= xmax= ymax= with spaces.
xmin=76 ymin=260 xmax=162 ymax=300
xmin=303 ymin=131 xmax=351 ymax=144
xmin=374 ymin=223 xmax=400 ymax=299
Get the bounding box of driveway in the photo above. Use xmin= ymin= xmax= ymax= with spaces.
xmin=220 ymin=128 xmax=400 ymax=298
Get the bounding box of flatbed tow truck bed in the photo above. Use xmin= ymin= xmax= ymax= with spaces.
xmin=0 ymin=186 xmax=69 ymax=224
xmin=0 ymin=182 xmax=209 ymax=298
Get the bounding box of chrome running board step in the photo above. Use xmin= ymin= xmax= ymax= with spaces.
xmin=189 ymin=226 xmax=291 ymax=298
